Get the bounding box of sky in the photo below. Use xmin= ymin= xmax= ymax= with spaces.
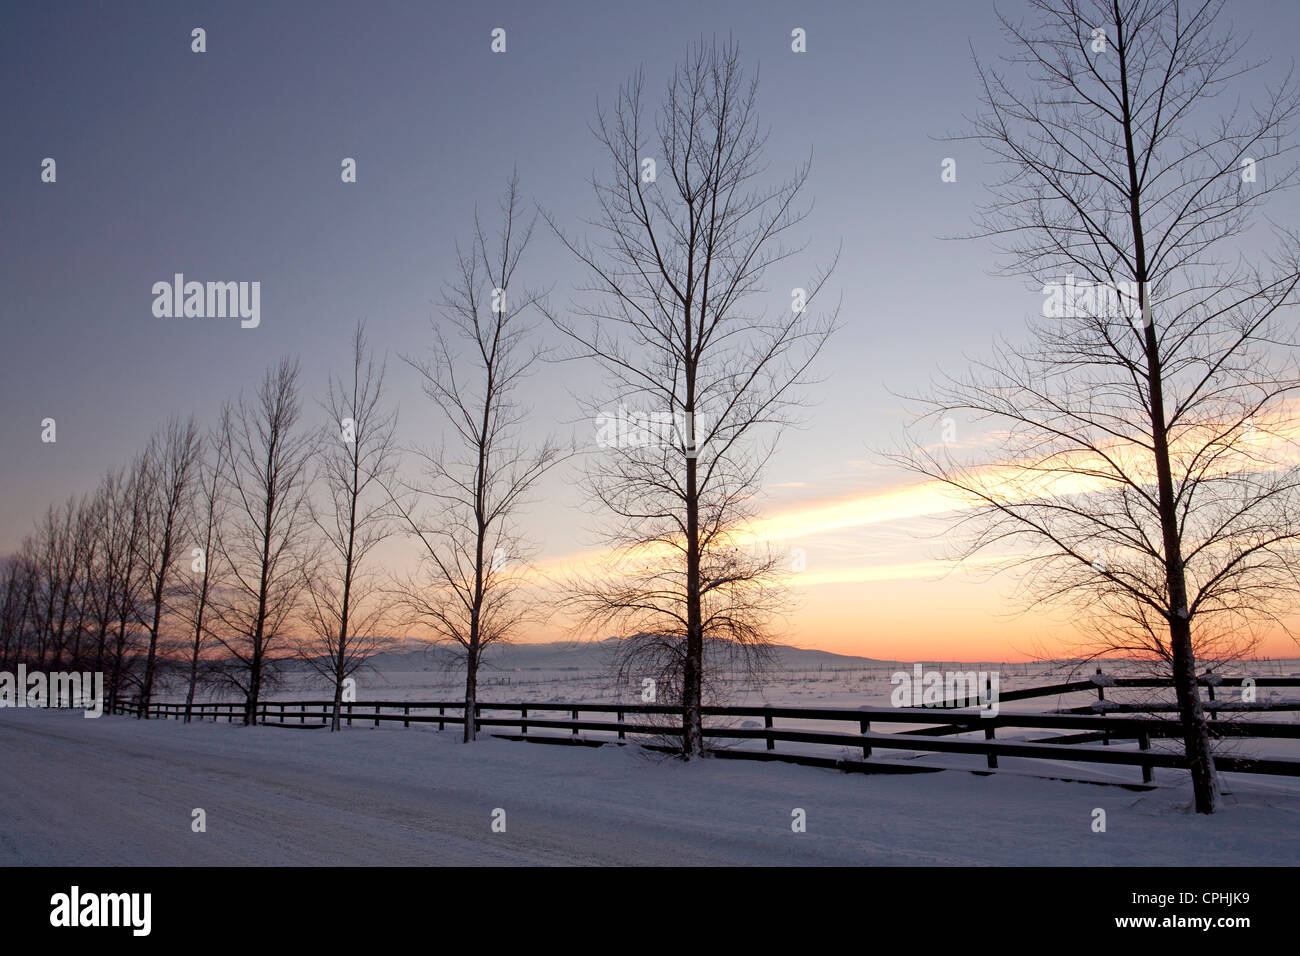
xmin=3 ymin=0 xmax=1299 ymax=661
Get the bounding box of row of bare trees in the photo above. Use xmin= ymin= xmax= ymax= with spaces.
xmin=0 ymin=189 xmax=565 ymax=736
xmin=0 ymin=352 xmax=393 ymax=724
xmin=0 ymin=427 xmax=200 ymax=712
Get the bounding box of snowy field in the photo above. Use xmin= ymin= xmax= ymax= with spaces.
xmin=161 ymin=642 xmax=1300 ymax=712
xmin=151 ymin=645 xmax=1300 ymax=788
xmin=2 ymin=707 xmax=1298 ymax=866
xmin=6 ymin=647 xmax=1297 ymax=866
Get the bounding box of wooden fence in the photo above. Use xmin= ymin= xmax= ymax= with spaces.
xmin=116 ymin=674 xmax=1300 ymax=788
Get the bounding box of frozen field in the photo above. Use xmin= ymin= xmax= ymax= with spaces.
xmin=145 ymin=646 xmax=1300 ymax=790
xmin=2 ymin=707 xmax=1298 ymax=866
xmin=159 ymin=642 xmax=1300 ymax=710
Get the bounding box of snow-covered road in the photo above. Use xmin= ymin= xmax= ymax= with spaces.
xmin=1 ymin=709 xmax=1296 ymax=865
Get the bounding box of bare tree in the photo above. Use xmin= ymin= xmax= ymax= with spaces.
xmin=0 ymin=557 xmax=19 ymax=668
xmin=31 ymin=500 xmax=76 ymax=668
xmin=105 ymin=458 xmax=150 ymax=712
xmin=176 ymin=430 xmax=227 ymax=723
xmin=303 ymin=321 xmax=399 ymax=731
xmin=393 ymin=176 xmax=562 ymax=742
xmin=0 ymin=547 xmax=38 ymax=669
xmin=212 ymin=359 xmax=316 ymax=725
xmin=57 ymin=501 xmax=97 ymax=673
xmin=83 ymin=470 xmax=129 ymax=681
xmin=892 ymin=0 xmax=1300 ymax=813
xmin=541 ymin=39 xmax=837 ymax=757
xmin=60 ymin=492 xmax=104 ymax=671
xmin=137 ymin=417 xmax=201 ymax=716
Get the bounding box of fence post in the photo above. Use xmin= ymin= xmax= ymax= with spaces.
xmin=520 ymin=706 xmax=528 ymax=735
xmin=985 ymin=726 xmax=998 ymax=769
xmin=617 ymin=709 xmax=625 ymax=740
xmin=1138 ymin=729 xmax=1153 ymax=784
xmin=1096 ymin=667 xmax=1111 ymax=745
xmin=764 ymin=714 xmax=775 ymax=751
xmin=571 ymin=708 xmax=579 ymax=736
xmin=475 ymin=704 xmax=482 ymax=735
xmin=347 ymin=704 xmax=353 ymax=726
xmin=374 ymin=705 xmax=380 ymax=729
xmin=438 ymin=706 xmax=444 ymax=731
xmin=1207 ymin=680 xmax=1217 ymax=721
xmin=859 ymin=718 xmax=871 ymax=759
xmin=404 ymin=705 xmax=410 ymax=729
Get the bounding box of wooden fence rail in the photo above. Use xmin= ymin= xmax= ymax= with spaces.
xmin=112 ymin=679 xmax=1300 ymax=788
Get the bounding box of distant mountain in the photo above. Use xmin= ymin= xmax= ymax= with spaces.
xmin=360 ymin=638 xmax=895 ymax=673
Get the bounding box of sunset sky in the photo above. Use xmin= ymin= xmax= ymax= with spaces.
xmin=3 ymin=0 xmax=1299 ymax=661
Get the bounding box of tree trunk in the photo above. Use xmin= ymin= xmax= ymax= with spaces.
xmin=140 ymin=552 xmax=172 ymax=719
xmin=681 ymin=628 xmax=703 ymax=758
xmin=140 ymin=611 xmax=161 ymax=719
xmin=682 ymin=425 xmax=704 ymax=759
xmin=184 ymin=639 xmax=200 ymax=724
xmin=108 ymin=616 xmax=129 ymax=713
xmin=246 ymin=640 xmax=263 ymax=726
xmin=332 ymin=571 xmax=352 ymax=733
xmin=1170 ymin=616 xmax=1218 ymax=813
xmin=463 ymin=645 xmax=478 ymax=743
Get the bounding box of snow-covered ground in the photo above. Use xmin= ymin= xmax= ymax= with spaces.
xmin=157 ymin=647 xmax=1300 ymax=789
xmin=164 ymin=642 xmax=1300 ymax=712
xmin=2 ymin=707 xmax=1297 ymax=865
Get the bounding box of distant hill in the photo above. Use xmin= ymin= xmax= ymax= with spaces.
xmin=360 ymin=638 xmax=895 ymax=673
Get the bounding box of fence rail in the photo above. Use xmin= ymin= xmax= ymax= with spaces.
xmin=114 ymin=675 xmax=1300 ymax=788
